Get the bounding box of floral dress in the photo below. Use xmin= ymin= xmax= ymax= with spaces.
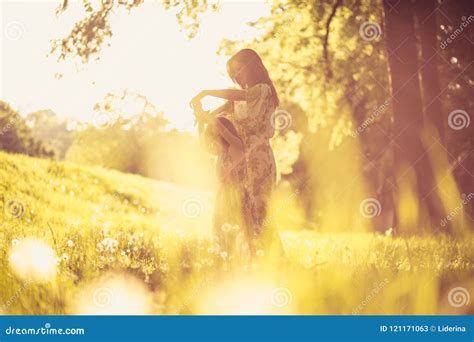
xmin=228 ymin=83 xmax=277 ymax=250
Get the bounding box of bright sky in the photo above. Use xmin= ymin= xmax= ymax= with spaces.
xmin=1 ymin=0 xmax=270 ymax=131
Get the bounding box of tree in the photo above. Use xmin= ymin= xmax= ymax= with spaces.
xmin=221 ymin=0 xmax=394 ymax=232
xmin=413 ymin=0 xmax=445 ymax=144
xmin=66 ymin=91 xmax=167 ymax=173
xmin=26 ymin=110 xmax=76 ymax=159
xmin=49 ymin=0 xmax=473 ymax=232
xmin=435 ymin=0 xmax=474 ymax=224
xmin=0 ymin=101 xmax=53 ymax=158
xmin=51 ymin=0 xmax=218 ymax=63
xmin=382 ymin=0 xmax=449 ymax=232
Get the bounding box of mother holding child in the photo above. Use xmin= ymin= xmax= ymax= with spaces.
xmin=190 ymin=49 xmax=282 ymax=260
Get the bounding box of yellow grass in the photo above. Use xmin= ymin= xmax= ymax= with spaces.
xmin=0 ymin=152 xmax=473 ymax=315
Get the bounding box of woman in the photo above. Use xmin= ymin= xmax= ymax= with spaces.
xmin=191 ymin=49 xmax=280 ymax=256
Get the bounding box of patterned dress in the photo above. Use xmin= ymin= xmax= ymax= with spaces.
xmin=229 ymin=83 xmax=277 ymax=251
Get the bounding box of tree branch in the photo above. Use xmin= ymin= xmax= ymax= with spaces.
xmin=323 ymin=0 xmax=342 ymax=79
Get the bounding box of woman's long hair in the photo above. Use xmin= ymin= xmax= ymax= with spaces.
xmin=227 ymin=49 xmax=279 ymax=106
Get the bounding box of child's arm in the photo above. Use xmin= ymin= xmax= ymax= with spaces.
xmin=215 ymin=118 xmax=244 ymax=153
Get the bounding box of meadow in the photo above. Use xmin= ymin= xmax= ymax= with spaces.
xmin=0 ymin=151 xmax=473 ymax=315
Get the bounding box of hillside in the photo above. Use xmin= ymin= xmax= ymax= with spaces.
xmin=0 ymin=152 xmax=473 ymax=315
xmin=0 ymin=151 xmax=214 ymax=238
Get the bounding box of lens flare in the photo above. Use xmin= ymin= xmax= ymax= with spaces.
xmin=73 ymin=272 xmax=153 ymax=315
xmin=196 ymin=276 xmax=294 ymax=315
xmin=8 ymin=238 xmax=57 ymax=283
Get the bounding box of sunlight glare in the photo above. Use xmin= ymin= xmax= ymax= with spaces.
xmin=73 ymin=272 xmax=153 ymax=315
xmin=2 ymin=1 xmax=270 ymax=132
xmin=8 ymin=238 xmax=57 ymax=283
xmin=196 ymin=276 xmax=294 ymax=315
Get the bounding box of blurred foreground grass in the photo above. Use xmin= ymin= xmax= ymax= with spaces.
xmin=0 ymin=152 xmax=473 ymax=315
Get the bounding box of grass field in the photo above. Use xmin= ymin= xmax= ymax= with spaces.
xmin=0 ymin=151 xmax=473 ymax=315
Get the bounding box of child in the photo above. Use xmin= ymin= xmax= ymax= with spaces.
xmin=192 ymin=101 xmax=250 ymax=258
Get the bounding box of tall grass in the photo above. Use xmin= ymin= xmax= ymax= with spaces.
xmin=0 ymin=152 xmax=472 ymax=315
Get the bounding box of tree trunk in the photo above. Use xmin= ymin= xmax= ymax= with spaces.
xmin=413 ymin=0 xmax=445 ymax=144
xmin=382 ymin=0 xmax=450 ymax=233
